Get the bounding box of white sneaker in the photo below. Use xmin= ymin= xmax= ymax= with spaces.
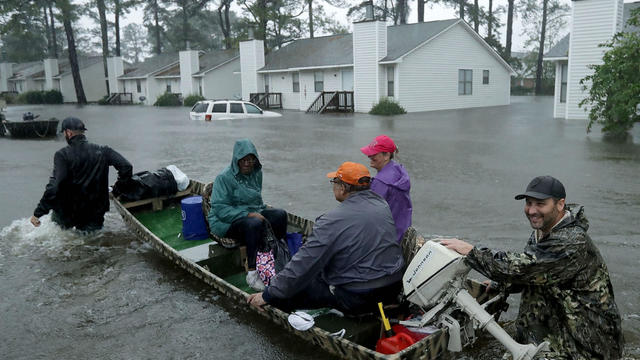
xmin=246 ymin=270 xmax=266 ymax=291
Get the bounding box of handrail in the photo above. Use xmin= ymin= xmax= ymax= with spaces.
xmin=306 ymin=91 xmax=354 ymax=113
xmin=249 ymin=92 xmax=282 ymax=109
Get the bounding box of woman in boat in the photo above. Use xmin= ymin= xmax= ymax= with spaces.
xmin=207 ymin=139 xmax=287 ymax=292
xmin=360 ymin=135 xmax=412 ymax=243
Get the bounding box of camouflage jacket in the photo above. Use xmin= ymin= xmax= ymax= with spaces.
xmin=466 ymin=204 xmax=623 ymax=359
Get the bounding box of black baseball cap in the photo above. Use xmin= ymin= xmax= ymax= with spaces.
xmin=515 ymin=175 xmax=566 ymax=200
xmin=60 ymin=117 xmax=87 ymax=132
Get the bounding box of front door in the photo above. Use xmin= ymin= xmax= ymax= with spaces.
xmin=341 ymin=69 xmax=353 ymax=91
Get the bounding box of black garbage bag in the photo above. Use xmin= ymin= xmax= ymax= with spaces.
xmin=263 ymin=222 xmax=291 ymax=272
xmin=112 ymin=168 xmax=178 ymax=202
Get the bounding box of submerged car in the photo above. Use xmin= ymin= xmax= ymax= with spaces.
xmin=189 ymin=100 xmax=282 ymax=121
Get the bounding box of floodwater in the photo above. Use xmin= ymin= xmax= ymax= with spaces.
xmin=1 ymin=96 xmax=638 ymax=359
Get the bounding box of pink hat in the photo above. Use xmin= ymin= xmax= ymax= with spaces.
xmin=360 ymin=135 xmax=397 ymax=156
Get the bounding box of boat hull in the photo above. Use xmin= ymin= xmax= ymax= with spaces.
xmin=3 ymin=119 xmax=59 ymax=138
xmin=112 ymin=180 xmax=506 ymax=360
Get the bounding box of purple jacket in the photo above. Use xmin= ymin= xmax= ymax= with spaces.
xmin=371 ymin=160 xmax=412 ymax=242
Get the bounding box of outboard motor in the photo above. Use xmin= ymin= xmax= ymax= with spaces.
xmin=23 ymin=112 xmax=35 ymax=121
xmin=402 ymin=240 xmax=549 ymax=360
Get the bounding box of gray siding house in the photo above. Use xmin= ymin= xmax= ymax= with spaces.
xmin=241 ymin=18 xmax=514 ymax=113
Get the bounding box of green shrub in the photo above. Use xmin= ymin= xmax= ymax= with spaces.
xmin=97 ymin=95 xmax=110 ymax=105
xmin=24 ymin=91 xmax=44 ymax=104
xmin=15 ymin=92 xmax=29 ymax=104
xmin=154 ymin=92 xmax=182 ymax=106
xmin=0 ymin=92 xmax=18 ymax=104
xmin=369 ymin=98 xmax=406 ymax=115
xmin=183 ymin=94 xmax=205 ymax=107
xmin=511 ymin=85 xmax=533 ymax=95
xmin=42 ymin=90 xmax=63 ymax=104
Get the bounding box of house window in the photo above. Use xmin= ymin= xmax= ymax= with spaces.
xmin=314 ymin=71 xmax=324 ymax=92
xmin=560 ymin=63 xmax=568 ymax=103
xmin=483 ymin=70 xmax=489 ymax=85
xmin=166 ymin=82 xmax=172 ymax=93
xmin=264 ymin=74 xmax=269 ymax=93
xmin=458 ymin=69 xmax=472 ymax=95
xmin=387 ymin=66 xmax=395 ymax=97
xmin=136 ymin=79 xmax=141 ymax=93
xmin=292 ymin=73 xmax=299 ymax=93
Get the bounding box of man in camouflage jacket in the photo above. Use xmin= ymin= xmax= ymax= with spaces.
xmin=441 ymin=176 xmax=623 ymax=359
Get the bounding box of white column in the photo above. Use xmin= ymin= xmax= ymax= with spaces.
xmin=43 ymin=59 xmax=59 ymax=90
xmin=239 ymin=39 xmax=265 ymax=101
xmin=0 ymin=62 xmax=13 ymax=92
xmin=179 ymin=50 xmax=200 ymax=97
xmin=353 ymin=20 xmax=387 ymax=112
xmin=107 ymin=57 xmax=124 ymax=93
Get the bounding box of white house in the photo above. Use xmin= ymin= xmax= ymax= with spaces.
xmin=115 ymin=50 xmax=240 ymax=105
xmin=55 ymin=56 xmax=107 ymax=103
xmin=240 ymin=17 xmax=514 ymax=113
xmin=545 ymin=0 xmax=640 ymax=119
xmin=0 ymin=61 xmax=44 ymax=93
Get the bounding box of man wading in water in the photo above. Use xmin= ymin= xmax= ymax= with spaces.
xmin=30 ymin=117 xmax=132 ymax=232
xmin=441 ymin=176 xmax=623 ymax=359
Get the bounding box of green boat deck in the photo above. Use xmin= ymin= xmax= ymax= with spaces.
xmin=133 ymin=203 xmax=381 ymax=346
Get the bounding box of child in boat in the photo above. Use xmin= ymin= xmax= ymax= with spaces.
xmin=207 ymin=138 xmax=287 ymax=292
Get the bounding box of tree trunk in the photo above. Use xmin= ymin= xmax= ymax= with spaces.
xmin=43 ymin=5 xmax=53 ymax=57
xmin=97 ymin=0 xmax=110 ymax=95
xmin=182 ymin=1 xmax=189 ymax=49
xmin=417 ymin=0 xmax=424 ymax=22
xmin=61 ymin=9 xmax=87 ymax=103
xmin=308 ymin=0 xmax=314 ymax=38
xmin=473 ymin=0 xmax=479 ymax=32
xmin=459 ymin=0 xmax=465 ymax=20
xmin=217 ymin=0 xmax=232 ymax=49
xmin=153 ymin=0 xmax=161 ymax=54
xmin=49 ymin=2 xmax=58 ymax=58
xmin=382 ymin=0 xmax=388 ymax=21
xmin=535 ymin=0 xmax=548 ymax=95
xmin=397 ymin=0 xmax=407 ymax=24
xmin=115 ymin=0 xmax=121 ymax=56
xmin=487 ymin=0 xmax=493 ymax=39
xmin=506 ymin=0 xmax=514 ymax=59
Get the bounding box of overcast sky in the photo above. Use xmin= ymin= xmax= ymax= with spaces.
xmin=110 ymin=0 xmax=635 ymax=53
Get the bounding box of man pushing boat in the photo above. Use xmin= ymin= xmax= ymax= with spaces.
xmin=30 ymin=117 xmax=132 ymax=232
xmin=248 ymin=161 xmax=404 ymax=315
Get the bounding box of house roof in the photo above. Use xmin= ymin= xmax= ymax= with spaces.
xmin=55 ymin=56 xmax=104 ymax=77
xmin=194 ymin=49 xmax=239 ymax=76
xmin=381 ymin=19 xmax=459 ymax=61
xmin=260 ymin=33 xmax=354 ymax=71
xmin=545 ymin=2 xmax=639 ymax=60
xmin=7 ymin=61 xmax=43 ymax=80
xmin=119 ymin=52 xmax=179 ymax=79
xmin=544 ymin=33 xmax=570 ymax=59
xmin=258 ymin=18 xmax=507 ymax=72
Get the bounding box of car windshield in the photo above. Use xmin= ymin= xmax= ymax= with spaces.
xmin=191 ymin=103 xmax=208 ymax=113
xmin=244 ymin=103 xmax=262 ymax=114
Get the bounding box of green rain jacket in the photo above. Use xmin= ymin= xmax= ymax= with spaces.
xmin=207 ymin=139 xmax=266 ymax=237
xmin=466 ymin=204 xmax=623 ymax=360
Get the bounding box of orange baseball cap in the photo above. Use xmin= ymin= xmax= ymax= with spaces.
xmin=326 ymin=162 xmax=371 ymax=186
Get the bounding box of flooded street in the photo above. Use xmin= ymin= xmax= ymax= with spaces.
xmin=1 ymin=96 xmax=638 ymax=359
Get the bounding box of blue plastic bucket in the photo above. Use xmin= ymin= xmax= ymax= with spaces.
xmin=180 ymin=196 xmax=209 ymax=241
